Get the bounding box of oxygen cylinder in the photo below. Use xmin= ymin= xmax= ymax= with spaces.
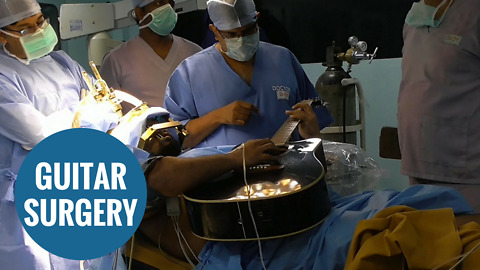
xmin=315 ymin=45 xmax=357 ymax=145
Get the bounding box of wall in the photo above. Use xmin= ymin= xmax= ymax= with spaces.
xmin=303 ymin=60 xmax=408 ymax=191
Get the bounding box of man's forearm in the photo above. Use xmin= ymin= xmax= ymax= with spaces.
xmin=147 ymin=153 xmax=239 ymax=197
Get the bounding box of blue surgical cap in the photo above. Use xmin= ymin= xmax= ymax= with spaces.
xmin=207 ymin=0 xmax=257 ymax=31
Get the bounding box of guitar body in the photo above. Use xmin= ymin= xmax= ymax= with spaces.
xmin=183 ymin=138 xmax=331 ymax=241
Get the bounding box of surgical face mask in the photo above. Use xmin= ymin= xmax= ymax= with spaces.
xmin=138 ymin=4 xmax=177 ymax=36
xmin=0 ymin=22 xmax=58 ymax=64
xmin=405 ymin=0 xmax=452 ymax=27
xmin=223 ymin=31 xmax=259 ymax=62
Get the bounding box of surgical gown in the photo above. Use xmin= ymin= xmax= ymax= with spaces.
xmin=164 ymin=42 xmax=333 ymax=148
xmin=100 ymin=35 xmax=202 ymax=113
xmin=398 ymin=0 xmax=480 ymax=183
xmin=0 ymin=50 xmax=119 ymax=270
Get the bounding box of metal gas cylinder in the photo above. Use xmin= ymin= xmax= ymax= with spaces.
xmin=315 ymin=44 xmax=357 ymax=145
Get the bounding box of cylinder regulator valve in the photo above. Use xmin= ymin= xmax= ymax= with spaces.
xmin=337 ymin=36 xmax=378 ymax=72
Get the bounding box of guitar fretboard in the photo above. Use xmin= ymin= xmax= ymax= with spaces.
xmin=271 ymin=119 xmax=301 ymax=145
xmin=271 ymin=99 xmax=315 ymax=146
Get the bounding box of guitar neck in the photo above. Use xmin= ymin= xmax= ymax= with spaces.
xmin=271 ymin=118 xmax=300 ymax=145
xmin=271 ymin=99 xmax=315 ymax=146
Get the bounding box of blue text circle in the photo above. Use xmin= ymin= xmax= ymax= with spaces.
xmin=15 ymin=128 xmax=146 ymax=260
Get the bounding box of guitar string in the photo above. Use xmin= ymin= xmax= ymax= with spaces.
xmin=242 ymin=144 xmax=268 ymax=270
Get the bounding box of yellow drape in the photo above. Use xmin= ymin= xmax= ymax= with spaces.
xmin=345 ymin=205 xmax=480 ymax=270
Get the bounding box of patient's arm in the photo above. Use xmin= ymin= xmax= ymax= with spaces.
xmin=147 ymin=138 xmax=282 ymax=197
xmin=139 ymin=139 xmax=284 ymax=262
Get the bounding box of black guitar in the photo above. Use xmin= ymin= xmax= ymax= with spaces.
xmin=183 ymin=99 xmax=331 ymax=241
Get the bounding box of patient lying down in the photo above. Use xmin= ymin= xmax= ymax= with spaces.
xmin=139 ymin=136 xmax=480 ymax=269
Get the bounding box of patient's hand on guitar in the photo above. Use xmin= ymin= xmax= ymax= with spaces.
xmin=286 ymin=102 xmax=322 ymax=139
xmin=219 ymin=100 xmax=259 ymax=126
xmin=263 ymin=144 xmax=288 ymax=156
xmin=229 ymin=139 xmax=285 ymax=168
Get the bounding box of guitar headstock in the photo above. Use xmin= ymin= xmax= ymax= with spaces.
xmin=302 ymin=97 xmax=327 ymax=108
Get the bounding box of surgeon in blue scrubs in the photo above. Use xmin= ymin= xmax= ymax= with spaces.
xmin=164 ymin=0 xmax=334 ymax=149
xmin=0 ymin=0 xmax=120 ymax=269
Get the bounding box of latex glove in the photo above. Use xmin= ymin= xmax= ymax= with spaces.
xmin=72 ymin=90 xmax=120 ymax=132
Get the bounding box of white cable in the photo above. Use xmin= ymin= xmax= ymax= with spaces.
xmin=236 ymin=201 xmax=247 ymax=239
xmin=448 ymin=240 xmax=480 ymax=270
xmin=432 ymin=239 xmax=480 ymax=270
xmin=157 ymin=226 xmax=166 ymax=254
xmin=172 ymin=216 xmax=197 ymax=267
xmin=157 ymin=223 xmax=198 ymax=269
xmin=128 ymin=233 xmax=135 ymax=270
xmin=173 ymin=216 xmax=202 ymax=264
xmin=242 ymin=144 xmax=268 ymax=270
xmin=173 ymin=216 xmax=196 ymax=267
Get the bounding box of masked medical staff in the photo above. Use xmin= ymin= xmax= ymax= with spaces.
xmin=163 ymin=0 xmax=333 ymax=149
xmin=0 ymin=0 xmax=119 ymax=268
xmin=100 ymin=0 xmax=202 ymax=114
xmin=398 ymin=0 xmax=480 ymax=213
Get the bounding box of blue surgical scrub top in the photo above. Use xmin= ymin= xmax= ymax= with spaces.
xmin=164 ymin=42 xmax=333 ymax=148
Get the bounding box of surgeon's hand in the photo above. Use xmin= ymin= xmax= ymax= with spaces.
xmin=286 ymin=102 xmax=321 ymax=139
xmin=219 ymin=100 xmax=259 ymax=126
xmin=72 ymin=90 xmax=120 ymax=132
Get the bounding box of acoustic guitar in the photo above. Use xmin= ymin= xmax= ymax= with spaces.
xmin=183 ymin=99 xmax=332 ymax=241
